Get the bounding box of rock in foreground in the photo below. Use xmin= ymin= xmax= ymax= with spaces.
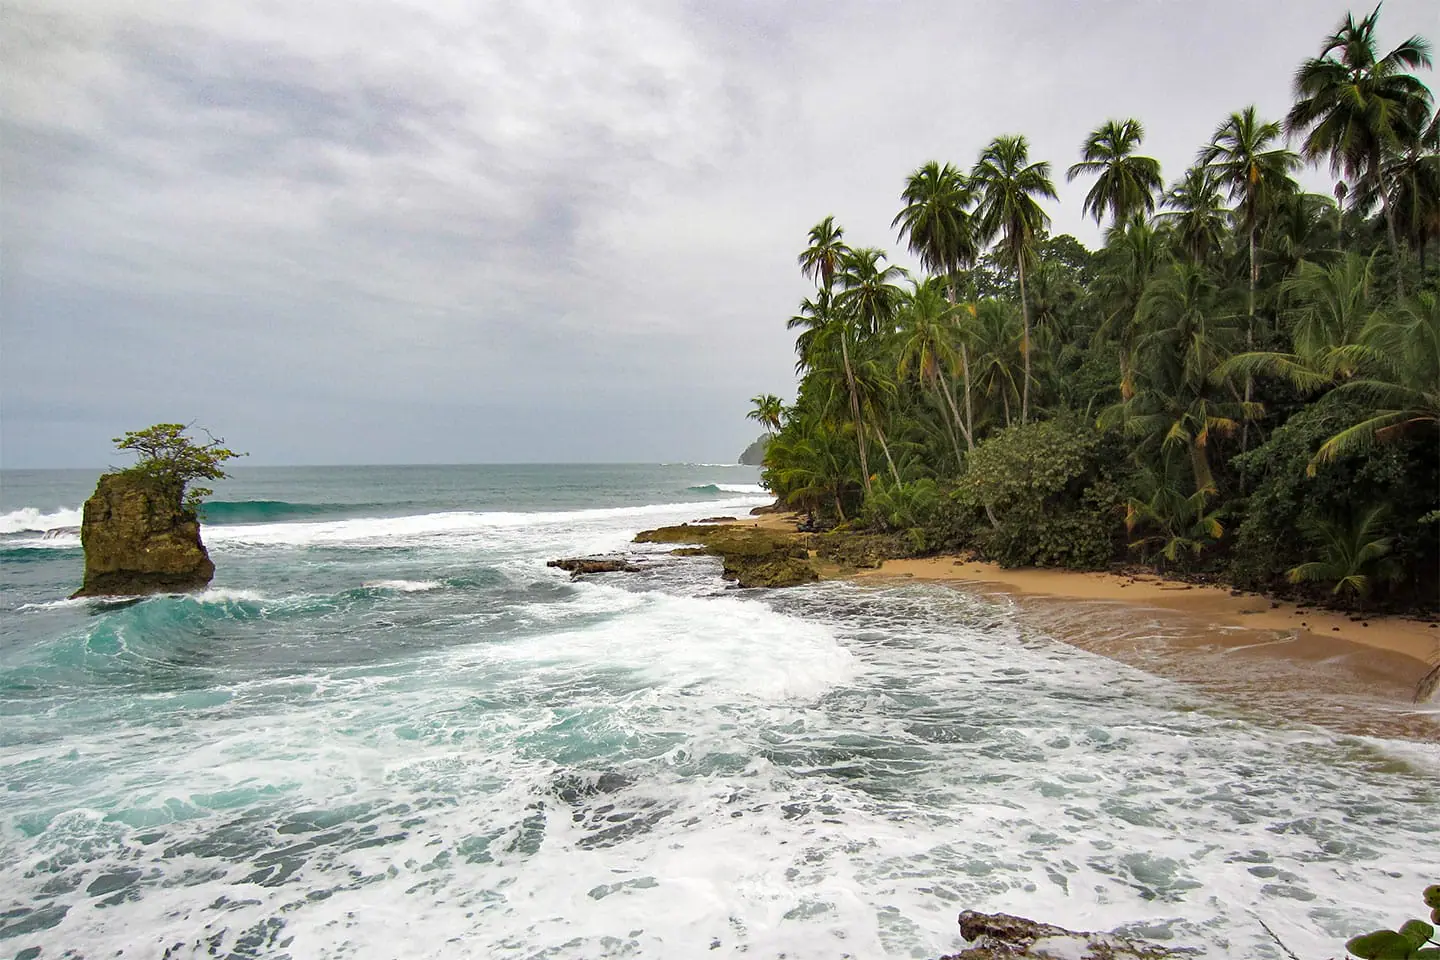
xmin=71 ymin=473 xmax=215 ymax=598
xmin=634 ymin=523 xmax=817 ymax=588
xmin=941 ymin=912 xmax=1177 ymax=959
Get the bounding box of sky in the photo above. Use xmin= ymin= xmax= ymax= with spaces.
xmin=2 ymin=0 xmax=1435 ymax=467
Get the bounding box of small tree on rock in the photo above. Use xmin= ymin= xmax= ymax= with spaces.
xmin=112 ymin=423 xmax=245 ymax=514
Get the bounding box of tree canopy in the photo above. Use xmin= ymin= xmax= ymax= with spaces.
xmin=754 ymin=6 xmax=1438 ymax=613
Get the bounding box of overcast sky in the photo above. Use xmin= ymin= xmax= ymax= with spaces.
xmin=3 ymin=0 xmax=1435 ymax=467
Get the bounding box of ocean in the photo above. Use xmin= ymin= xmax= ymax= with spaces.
xmin=0 ymin=464 xmax=1434 ymax=958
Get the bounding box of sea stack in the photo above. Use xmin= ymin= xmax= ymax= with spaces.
xmin=71 ymin=472 xmax=215 ymax=598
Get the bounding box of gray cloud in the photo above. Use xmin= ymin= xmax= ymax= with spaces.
xmin=2 ymin=0 xmax=1434 ymax=466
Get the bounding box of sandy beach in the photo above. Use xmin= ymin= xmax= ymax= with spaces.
xmin=715 ymin=510 xmax=1440 ymax=740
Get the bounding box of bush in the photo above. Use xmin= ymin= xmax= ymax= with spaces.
xmin=112 ymin=423 xmax=245 ymax=514
xmin=1230 ymin=397 xmax=1439 ymax=609
xmin=959 ymin=417 xmax=1125 ymax=569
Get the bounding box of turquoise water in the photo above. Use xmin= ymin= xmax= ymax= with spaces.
xmin=0 ymin=465 xmax=1435 ymax=958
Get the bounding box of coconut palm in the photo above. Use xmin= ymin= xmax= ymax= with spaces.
xmin=971 ymin=135 xmax=1058 ymax=423
xmin=1199 ymin=107 xmax=1301 ymax=324
xmin=1286 ymin=5 xmax=1433 ymax=279
xmin=1310 ymin=289 xmax=1440 ymax=471
xmin=897 ymin=278 xmax=968 ymax=464
xmin=1160 ymin=165 xmax=1228 ymax=264
xmin=1067 ymin=118 xmax=1164 ymax=228
xmin=1092 ymin=216 xmax=1165 ymax=399
xmin=894 ymin=162 xmax=981 ymax=448
xmin=798 ymin=216 xmax=851 ymax=294
xmin=893 ymin=162 xmax=978 ymax=279
xmin=1102 ymin=260 xmax=1255 ymax=494
xmin=747 ymin=394 xmax=785 ymax=435
xmin=1286 ymin=505 xmax=1397 ymax=605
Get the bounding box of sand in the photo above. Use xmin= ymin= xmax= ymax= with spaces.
xmin=712 ymin=509 xmax=1440 ymax=739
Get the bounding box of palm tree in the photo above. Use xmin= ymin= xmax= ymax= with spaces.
xmin=798 ymin=216 xmax=851 ymax=294
xmin=1092 ymin=216 xmax=1165 ymax=399
xmin=1286 ymin=505 xmax=1397 ymax=606
xmin=1067 ymin=118 xmax=1164 ymax=228
xmin=1199 ymin=107 xmax=1300 ymax=441
xmin=893 ymin=162 xmax=978 ymax=280
xmin=1160 ymin=165 xmax=1228 ymax=264
xmin=1215 ymin=252 xmax=1379 ymax=394
xmin=1286 ymin=5 xmax=1433 ymax=282
xmin=1102 ymin=260 xmax=1255 ymax=494
xmin=1199 ymin=107 xmax=1301 ymax=325
xmin=747 ymin=394 xmax=784 ymax=435
xmin=897 ymin=278 xmax=968 ymax=464
xmin=1310 ymin=289 xmax=1440 ymax=471
xmin=893 ymin=162 xmax=981 ymax=449
xmin=972 ymin=135 xmax=1058 ymax=423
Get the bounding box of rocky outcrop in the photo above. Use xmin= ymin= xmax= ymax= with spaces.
xmin=71 ymin=472 xmax=214 ymax=598
xmin=815 ymin=531 xmax=915 ymax=570
xmin=547 ymin=557 xmax=642 ymax=578
xmin=940 ymin=912 xmax=1177 ymax=959
xmin=738 ymin=435 xmax=769 ymax=466
xmin=634 ymin=523 xmax=817 ymax=588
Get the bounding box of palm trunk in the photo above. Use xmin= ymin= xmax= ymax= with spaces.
xmin=958 ymin=346 xmax=976 ymax=451
xmin=838 ymin=332 xmax=872 ymax=496
xmin=940 ymin=374 xmax=971 ymax=449
xmin=933 ymin=381 xmax=965 ymax=470
xmin=1243 ymin=216 xmax=1258 ymax=451
xmin=1018 ymin=253 xmax=1031 ymax=424
xmin=1189 ymin=441 xmax=1215 ymax=497
xmin=833 ymin=492 xmax=846 ymax=522
xmin=1374 ymin=149 xmax=1405 ymax=297
xmin=870 ymin=415 xmax=902 ymax=486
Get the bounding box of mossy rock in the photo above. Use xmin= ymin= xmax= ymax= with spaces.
xmin=815 ymin=531 xmax=916 ymax=570
xmin=636 ymin=524 xmax=816 ymax=588
xmin=72 ymin=472 xmax=214 ymax=598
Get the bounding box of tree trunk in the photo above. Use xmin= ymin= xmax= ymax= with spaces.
xmin=933 ymin=381 xmax=965 ymax=471
xmin=1375 ymin=148 xmax=1405 ymax=298
xmin=839 ymin=332 xmax=872 ymax=496
xmin=1189 ymin=440 xmax=1215 ymax=497
xmin=941 ymin=374 xmax=971 ymax=449
xmin=870 ymin=415 xmax=902 ymax=487
xmin=958 ymin=346 xmax=976 ymax=451
xmin=1243 ymin=216 xmax=1258 ymax=451
xmin=1018 ymin=253 xmax=1032 ymax=424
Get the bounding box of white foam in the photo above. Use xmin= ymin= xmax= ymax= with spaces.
xmin=707 ymin=483 xmax=768 ymax=493
xmin=203 ymin=496 xmax=770 ymax=550
xmin=0 ymin=505 xmax=83 ymax=534
xmin=363 ymin=579 xmax=443 ymax=592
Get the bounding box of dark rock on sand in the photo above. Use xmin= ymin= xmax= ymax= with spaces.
xmin=71 ymin=473 xmax=214 ymax=598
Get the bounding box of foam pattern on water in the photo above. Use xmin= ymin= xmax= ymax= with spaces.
xmin=1 ymin=504 xmax=1435 ymax=959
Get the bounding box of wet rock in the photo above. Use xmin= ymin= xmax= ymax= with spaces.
xmin=71 ymin=472 xmax=214 ymax=598
xmin=634 ymin=524 xmax=816 ymax=588
xmin=940 ymin=911 xmax=1178 ymax=959
xmin=547 ymin=557 xmax=641 ymax=578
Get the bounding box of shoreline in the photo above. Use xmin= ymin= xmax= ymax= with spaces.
xmin=698 ymin=509 xmax=1440 ymax=740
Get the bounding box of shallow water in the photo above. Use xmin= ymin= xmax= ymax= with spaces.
xmin=1 ymin=466 xmax=1434 ymax=958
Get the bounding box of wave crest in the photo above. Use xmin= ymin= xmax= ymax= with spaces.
xmin=687 ymin=483 xmax=768 ymax=495
xmin=0 ymin=506 xmax=83 ymax=535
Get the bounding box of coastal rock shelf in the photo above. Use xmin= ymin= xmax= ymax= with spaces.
xmin=634 ymin=522 xmax=817 ymax=588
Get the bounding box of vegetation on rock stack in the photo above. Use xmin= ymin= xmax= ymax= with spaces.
xmin=754 ymin=6 xmax=1438 ymax=614
xmin=72 ymin=423 xmax=244 ymax=598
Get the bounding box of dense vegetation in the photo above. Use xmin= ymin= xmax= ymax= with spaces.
xmin=754 ymin=8 xmax=1439 ymax=613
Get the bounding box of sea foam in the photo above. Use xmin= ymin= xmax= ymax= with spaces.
xmin=0 ymin=505 xmax=83 ymax=534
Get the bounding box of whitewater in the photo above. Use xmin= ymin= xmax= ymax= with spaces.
xmin=0 ymin=464 xmax=1433 ymax=958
